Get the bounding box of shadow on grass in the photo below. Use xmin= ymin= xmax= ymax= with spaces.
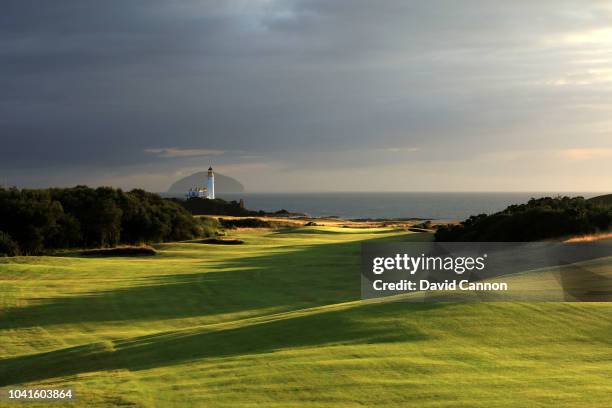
xmin=0 ymin=301 xmax=440 ymax=386
xmin=0 ymin=230 xmax=444 ymax=385
xmin=272 ymin=227 xmax=394 ymax=235
xmin=0 ymin=233 xmax=427 ymax=330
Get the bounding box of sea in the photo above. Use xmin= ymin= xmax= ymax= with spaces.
xmin=201 ymin=192 xmax=601 ymax=221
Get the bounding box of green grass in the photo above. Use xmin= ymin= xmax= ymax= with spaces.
xmin=0 ymin=225 xmax=611 ymax=407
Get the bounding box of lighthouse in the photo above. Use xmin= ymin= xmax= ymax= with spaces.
xmin=206 ymin=166 xmax=215 ymax=199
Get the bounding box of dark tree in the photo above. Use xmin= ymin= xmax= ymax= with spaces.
xmin=0 ymin=231 xmax=20 ymax=256
xmin=0 ymin=186 xmax=211 ymax=255
xmin=436 ymin=196 xmax=612 ymax=242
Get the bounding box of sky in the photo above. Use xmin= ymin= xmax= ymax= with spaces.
xmin=2 ymin=0 xmax=612 ymax=192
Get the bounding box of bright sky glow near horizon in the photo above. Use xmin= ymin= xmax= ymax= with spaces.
xmin=1 ymin=0 xmax=612 ymax=192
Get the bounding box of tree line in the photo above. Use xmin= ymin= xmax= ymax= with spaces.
xmin=0 ymin=186 xmax=211 ymax=256
xmin=435 ymin=196 xmax=612 ymax=242
xmin=173 ymin=197 xmax=260 ymax=216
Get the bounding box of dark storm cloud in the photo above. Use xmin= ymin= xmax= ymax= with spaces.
xmin=1 ymin=0 xmax=612 ymax=189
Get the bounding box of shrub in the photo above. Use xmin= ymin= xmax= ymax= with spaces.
xmin=199 ymin=217 xmax=221 ymax=237
xmin=0 ymin=231 xmax=20 ymax=257
xmin=176 ymin=197 xmax=257 ymax=216
xmin=436 ymin=196 xmax=612 ymax=242
xmin=413 ymin=221 xmax=432 ymax=230
xmin=0 ymin=186 xmax=207 ymax=254
xmin=219 ymin=218 xmax=272 ymax=229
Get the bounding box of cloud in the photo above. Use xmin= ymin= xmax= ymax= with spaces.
xmin=382 ymin=147 xmax=420 ymax=153
xmin=561 ymin=28 xmax=612 ymax=46
xmin=145 ymin=148 xmax=226 ymax=158
xmin=2 ymin=0 xmax=612 ymax=190
xmin=560 ymin=148 xmax=612 ymax=160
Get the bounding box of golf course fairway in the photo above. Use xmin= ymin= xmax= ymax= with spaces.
xmin=1 ymin=226 xmax=611 ymax=407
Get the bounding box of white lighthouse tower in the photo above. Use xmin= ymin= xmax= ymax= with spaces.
xmin=206 ymin=166 xmax=215 ymax=199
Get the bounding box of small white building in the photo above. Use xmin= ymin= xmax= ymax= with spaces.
xmin=186 ymin=187 xmax=207 ymax=199
xmin=186 ymin=166 xmax=215 ymax=199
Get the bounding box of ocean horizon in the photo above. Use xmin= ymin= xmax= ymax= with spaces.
xmin=163 ymin=192 xmax=602 ymax=220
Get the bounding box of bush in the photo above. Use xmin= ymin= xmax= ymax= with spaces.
xmin=413 ymin=221 xmax=432 ymax=229
xmin=436 ymin=196 xmax=612 ymax=242
xmin=175 ymin=197 xmax=259 ymax=216
xmin=0 ymin=231 xmax=20 ymax=256
xmin=199 ymin=217 xmax=221 ymax=237
xmin=0 ymin=186 xmax=211 ymax=254
xmin=219 ymin=218 xmax=272 ymax=229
